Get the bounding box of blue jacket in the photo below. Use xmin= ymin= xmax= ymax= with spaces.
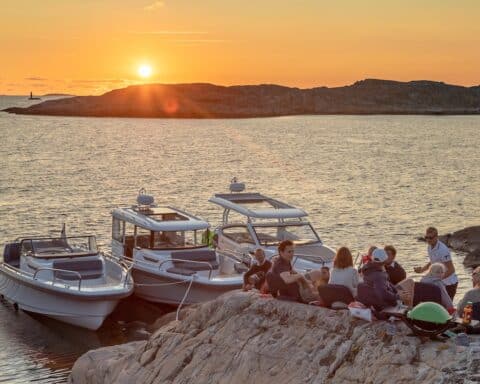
xmin=359 ymin=262 xmax=399 ymax=310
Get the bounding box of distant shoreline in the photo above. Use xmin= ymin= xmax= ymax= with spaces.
xmin=3 ymin=79 xmax=480 ymax=118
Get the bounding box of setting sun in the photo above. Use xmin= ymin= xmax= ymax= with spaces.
xmin=138 ymin=64 xmax=152 ymax=78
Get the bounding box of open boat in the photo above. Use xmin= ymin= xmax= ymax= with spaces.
xmin=111 ymin=190 xmax=244 ymax=305
xmin=209 ymin=179 xmax=336 ymax=270
xmin=0 ymin=231 xmax=133 ymax=330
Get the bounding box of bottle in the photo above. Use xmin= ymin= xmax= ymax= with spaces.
xmin=361 ymin=254 xmax=371 ymax=265
xmin=463 ymin=301 xmax=473 ymax=325
xmin=386 ymin=317 xmax=397 ymax=336
xmin=456 ymin=332 xmax=470 ymax=347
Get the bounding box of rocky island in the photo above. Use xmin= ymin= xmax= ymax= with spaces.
xmin=4 ymin=79 xmax=480 ymax=118
xmin=438 ymin=226 xmax=480 ymax=268
xmin=68 ymin=291 xmax=478 ymax=383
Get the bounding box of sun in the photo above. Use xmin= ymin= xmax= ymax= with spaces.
xmin=138 ymin=64 xmax=152 ymax=78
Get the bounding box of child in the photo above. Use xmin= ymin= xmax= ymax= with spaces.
xmin=298 ymin=267 xmax=330 ymax=303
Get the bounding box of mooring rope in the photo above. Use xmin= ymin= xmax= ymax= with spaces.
xmin=133 ymin=280 xmax=192 ymax=287
xmin=176 ymin=276 xmax=194 ymax=321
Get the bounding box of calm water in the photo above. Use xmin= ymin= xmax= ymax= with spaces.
xmin=1 ymin=96 xmax=479 ymax=382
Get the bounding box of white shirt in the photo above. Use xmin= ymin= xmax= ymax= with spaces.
xmin=427 ymin=240 xmax=458 ymax=285
xmin=328 ymin=266 xmax=359 ymax=297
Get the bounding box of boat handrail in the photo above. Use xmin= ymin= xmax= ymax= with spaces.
xmin=120 ymin=260 xmax=134 ymax=288
xmin=294 ymin=253 xmax=327 ymax=265
xmin=216 ymin=248 xmax=251 ymax=263
xmin=102 ymin=253 xmax=134 ymax=288
xmin=269 ymin=253 xmax=326 ymax=268
xmin=216 ymin=249 xmax=252 ymax=267
xmin=33 ymin=267 xmax=83 ymax=291
xmin=158 ymin=258 xmax=213 ymax=280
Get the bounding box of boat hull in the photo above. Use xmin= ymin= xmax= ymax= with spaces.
xmin=0 ymin=266 xmax=128 ymax=330
xmin=132 ymin=267 xmax=242 ymax=305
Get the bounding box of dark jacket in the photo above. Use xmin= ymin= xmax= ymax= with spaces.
xmin=385 ymin=261 xmax=406 ymax=285
xmin=267 ymin=257 xmax=301 ymax=301
xmin=359 ymin=262 xmax=399 ymax=310
xmin=243 ymin=260 xmax=272 ymax=289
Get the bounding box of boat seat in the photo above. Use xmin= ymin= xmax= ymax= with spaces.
xmin=3 ymin=242 xmax=21 ymax=268
xmin=53 ymin=259 xmax=103 ymax=280
xmin=413 ymin=282 xmax=443 ymax=306
xmin=166 ymin=267 xmax=197 ymax=276
xmin=472 ymin=302 xmax=480 ymax=321
xmin=171 ymin=250 xmax=219 ymax=271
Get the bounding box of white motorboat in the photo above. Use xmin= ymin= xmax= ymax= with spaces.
xmin=209 ymin=179 xmax=336 ymax=271
xmin=0 ymin=232 xmax=133 ymax=330
xmin=111 ymin=190 xmax=244 ymax=305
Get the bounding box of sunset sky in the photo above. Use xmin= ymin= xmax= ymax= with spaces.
xmin=1 ymin=0 xmax=479 ymax=95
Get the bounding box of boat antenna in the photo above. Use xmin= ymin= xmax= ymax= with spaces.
xmin=229 ymin=177 xmax=245 ymax=193
xmin=60 ymin=222 xmax=67 ymax=239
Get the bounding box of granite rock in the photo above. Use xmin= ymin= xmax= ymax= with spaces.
xmin=69 ymin=291 xmax=467 ymax=384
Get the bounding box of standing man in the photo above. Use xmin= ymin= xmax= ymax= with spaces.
xmin=414 ymin=227 xmax=458 ymax=300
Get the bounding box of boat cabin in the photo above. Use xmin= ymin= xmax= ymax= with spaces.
xmin=209 ymin=192 xmax=322 ymax=249
xmin=111 ymin=204 xmax=210 ymax=259
xmin=209 ymin=185 xmax=335 ymax=266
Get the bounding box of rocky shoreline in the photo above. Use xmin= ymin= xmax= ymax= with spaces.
xmin=68 ymin=291 xmax=473 ymax=384
xmin=4 ymin=79 xmax=480 ymax=118
xmin=436 ymin=226 xmax=480 ymax=268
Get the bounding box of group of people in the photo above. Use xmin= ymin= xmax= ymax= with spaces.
xmin=242 ymin=226 xmax=480 ymax=319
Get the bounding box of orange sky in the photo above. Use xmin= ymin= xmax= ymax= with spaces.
xmin=1 ymin=0 xmax=479 ymax=95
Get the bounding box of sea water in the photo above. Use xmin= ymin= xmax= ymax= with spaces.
xmin=0 ymin=96 xmax=479 ymax=382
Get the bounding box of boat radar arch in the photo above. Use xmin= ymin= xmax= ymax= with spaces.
xmin=229 ymin=177 xmax=245 ymax=193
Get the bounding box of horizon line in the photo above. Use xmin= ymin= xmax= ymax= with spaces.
xmin=2 ymin=77 xmax=480 ymax=97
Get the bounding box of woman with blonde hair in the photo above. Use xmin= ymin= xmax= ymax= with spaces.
xmin=420 ymin=262 xmax=454 ymax=311
xmin=328 ymin=246 xmax=359 ymax=297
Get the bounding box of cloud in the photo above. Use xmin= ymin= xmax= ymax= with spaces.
xmin=169 ymin=39 xmax=229 ymax=43
xmin=143 ymin=1 xmax=164 ymax=11
xmin=130 ymin=30 xmax=208 ymax=35
xmin=71 ymin=79 xmax=127 ymax=84
xmin=25 ymin=77 xmax=47 ymax=81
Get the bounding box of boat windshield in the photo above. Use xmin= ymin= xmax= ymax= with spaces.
xmin=21 ymin=236 xmax=98 ymax=258
xmin=150 ymin=230 xmax=208 ymax=250
xmin=251 ymin=224 xmax=320 ymax=246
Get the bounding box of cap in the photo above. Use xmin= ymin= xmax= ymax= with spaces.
xmin=372 ymin=248 xmax=388 ymax=263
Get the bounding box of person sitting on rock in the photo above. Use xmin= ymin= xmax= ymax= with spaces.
xmin=267 ymin=240 xmax=305 ymax=301
xmin=384 ymin=245 xmax=406 ymax=285
xmin=319 ymin=266 xmax=330 ymax=286
xmin=457 ymin=266 xmax=480 ymax=317
xmin=243 ymin=248 xmax=272 ymax=291
xmin=297 ymin=267 xmax=331 ymax=303
xmin=357 ymin=248 xmax=399 ymax=311
xmin=329 ymin=246 xmax=359 ymax=297
xmin=358 ymin=245 xmax=377 ymax=272
xmin=420 ymin=263 xmax=454 ymax=311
